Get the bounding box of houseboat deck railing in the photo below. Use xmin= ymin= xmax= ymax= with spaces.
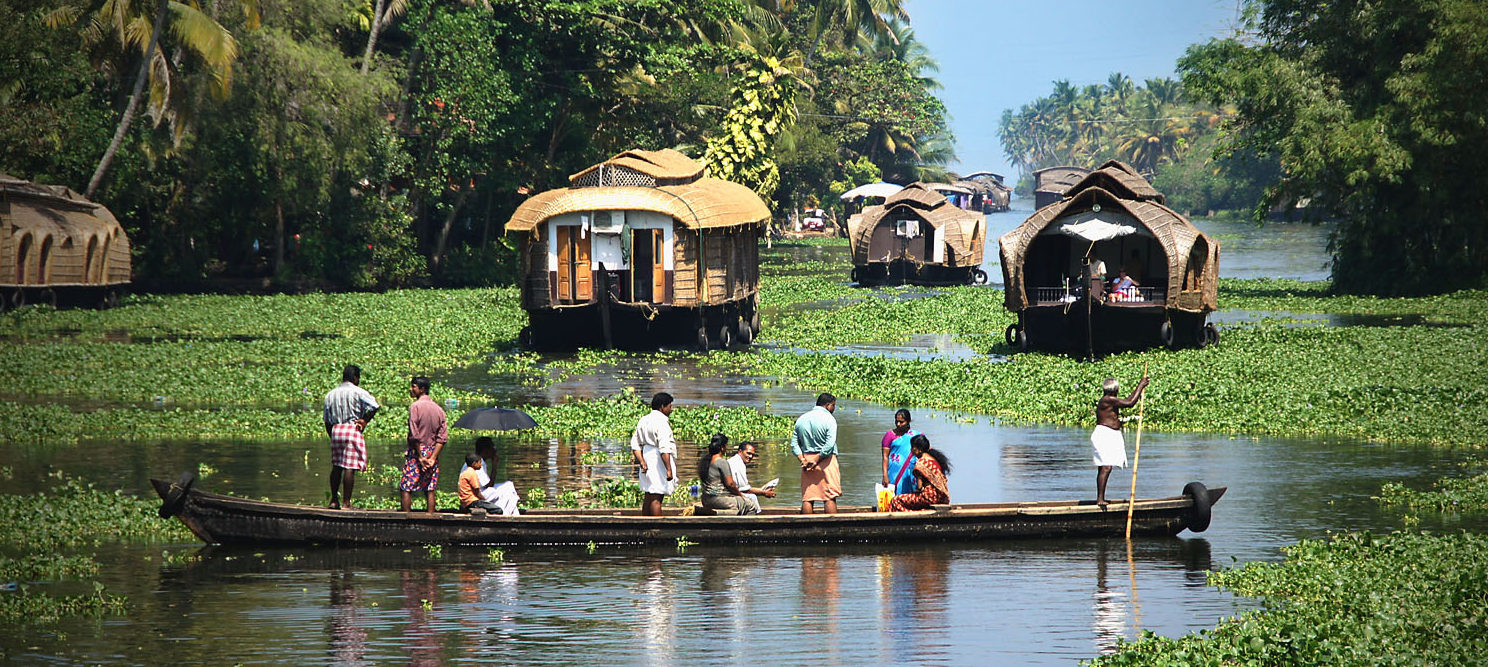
xmin=1034 ymin=286 xmax=1166 ymax=305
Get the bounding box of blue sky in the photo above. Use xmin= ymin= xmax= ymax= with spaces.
xmin=902 ymin=0 xmax=1241 ymax=180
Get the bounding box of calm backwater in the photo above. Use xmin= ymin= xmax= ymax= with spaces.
xmin=5 ymin=208 xmax=1428 ymax=665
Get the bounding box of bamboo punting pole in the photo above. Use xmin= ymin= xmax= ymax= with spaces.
xmin=1124 ymin=362 xmax=1149 ymax=539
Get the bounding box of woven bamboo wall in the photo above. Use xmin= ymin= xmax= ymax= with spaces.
xmin=673 ymin=231 xmax=700 ymax=306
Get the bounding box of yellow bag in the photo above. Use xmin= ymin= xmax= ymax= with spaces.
xmin=875 ymin=483 xmax=892 ymax=512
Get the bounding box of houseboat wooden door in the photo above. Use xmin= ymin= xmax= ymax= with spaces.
xmin=554 ymin=225 xmax=592 ymax=303
xmin=631 ymin=229 xmax=665 ymax=303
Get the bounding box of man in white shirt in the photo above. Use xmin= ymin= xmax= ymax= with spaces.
xmin=630 ymin=392 xmax=677 ymax=516
xmin=726 ymin=441 xmax=776 ymax=515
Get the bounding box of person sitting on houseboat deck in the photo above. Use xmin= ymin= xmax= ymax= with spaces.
xmin=457 ymin=453 xmax=506 ymax=514
xmin=1107 ymin=268 xmax=1140 ymax=302
xmin=889 ymin=435 xmax=952 ymax=511
xmin=459 ymin=436 xmax=520 ymax=516
xmin=698 ymin=433 xmax=751 ymax=514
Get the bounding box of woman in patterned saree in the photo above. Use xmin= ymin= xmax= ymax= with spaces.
xmin=889 ymin=434 xmax=952 ymax=511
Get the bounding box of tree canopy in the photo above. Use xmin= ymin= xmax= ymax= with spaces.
xmin=1179 ymin=0 xmax=1488 ymax=294
xmin=0 ymin=0 xmax=953 ymax=290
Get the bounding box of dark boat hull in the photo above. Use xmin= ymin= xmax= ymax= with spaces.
xmin=152 ymin=478 xmax=1226 ymax=547
xmin=854 ymin=260 xmax=983 ymax=287
xmin=1020 ymin=302 xmax=1209 ymax=354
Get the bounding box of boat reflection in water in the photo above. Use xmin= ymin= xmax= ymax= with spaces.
xmin=1091 ymin=538 xmax=1214 ymax=656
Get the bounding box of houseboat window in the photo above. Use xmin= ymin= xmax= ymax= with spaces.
xmin=895 ymin=219 xmax=920 ymax=238
xmin=16 ymin=234 xmax=31 ymax=284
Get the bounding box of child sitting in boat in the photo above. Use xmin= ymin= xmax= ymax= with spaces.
xmin=458 ymin=439 xmax=521 ymax=515
xmin=889 ymin=435 xmax=952 ymax=511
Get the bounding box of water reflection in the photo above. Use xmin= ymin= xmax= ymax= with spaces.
xmin=879 ymin=549 xmax=951 ymax=662
xmin=638 ymin=560 xmax=678 ymax=666
xmin=328 ymin=570 xmax=368 ymax=665
xmin=399 ymin=569 xmax=443 ymax=667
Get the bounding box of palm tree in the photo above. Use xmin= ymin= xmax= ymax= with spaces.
xmin=865 ymin=17 xmax=940 ymax=90
xmin=45 ymin=0 xmax=252 ymax=198
xmin=1117 ymin=98 xmax=1191 ymax=176
xmin=360 ymin=0 xmax=491 ymax=75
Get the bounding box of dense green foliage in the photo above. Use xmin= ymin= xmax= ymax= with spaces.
xmin=1179 ymin=0 xmax=1488 ymax=294
xmin=1090 ymin=530 xmax=1488 ymax=665
xmin=0 ymin=479 xmax=193 ymax=623
xmin=1378 ymin=468 xmax=1488 ymax=514
xmin=0 ymin=0 xmax=950 ymax=289
xmin=997 ymin=74 xmax=1278 ymax=215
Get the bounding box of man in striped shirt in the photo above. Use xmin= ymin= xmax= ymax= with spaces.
xmin=323 ymin=364 xmax=380 ymax=509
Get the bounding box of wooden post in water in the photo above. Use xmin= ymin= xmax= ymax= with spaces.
xmin=1124 ymin=362 xmax=1149 ymax=539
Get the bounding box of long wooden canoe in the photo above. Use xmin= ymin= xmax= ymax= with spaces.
xmin=152 ymin=477 xmax=1224 ymax=547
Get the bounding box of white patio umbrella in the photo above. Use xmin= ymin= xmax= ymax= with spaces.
xmin=838 ymin=182 xmax=903 ymax=201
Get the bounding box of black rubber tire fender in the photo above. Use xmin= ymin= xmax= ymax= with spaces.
xmin=1205 ymin=323 xmax=1219 ymax=347
xmin=716 ymin=324 xmax=733 ymax=350
xmin=1015 ymin=328 xmax=1028 ymax=352
xmin=1005 ymin=323 xmax=1020 ymax=347
xmin=735 ymin=317 xmax=753 ymax=346
xmin=696 ymin=325 xmax=709 ymax=352
xmin=1160 ymin=320 xmax=1176 ymax=349
xmin=972 ymin=268 xmax=989 ymax=285
xmin=1183 ymin=481 xmax=1213 ymax=533
xmin=1194 ymin=321 xmax=1210 ymax=349
xmin=159 ymin=471 xmax=198 ymax=519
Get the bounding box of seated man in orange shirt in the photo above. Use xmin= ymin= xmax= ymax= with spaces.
xmin=457 ymin=453 xmax=503 ymax=514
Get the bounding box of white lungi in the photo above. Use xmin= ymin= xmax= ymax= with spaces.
xmin=481 ymin=481 xmax=521 ymax=516
xmin=632 ymin=410 xmax=678 ymax=495
xmin=1091 ymin=425 xmax=1128 ymax=468
xmin=637 ymin=446 xmax=678 ymax=495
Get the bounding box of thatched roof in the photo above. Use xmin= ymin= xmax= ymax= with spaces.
xmin=567 ymin=148 xmax=704 ymax=187
xmin=999 ymin=181 xmax=1218 ymax=313
xmin=850 ymin=183 xmax=985 ymax=266
xmin=2 ymin=174 xmax=132 ymax=287
xmin=1033 ymin=166 xmax=1091 ymax=194
xmin=506 ymin=150 xmax=770 ymax=233
xmin=1067 ymin=160 xmax=1165 ymax=204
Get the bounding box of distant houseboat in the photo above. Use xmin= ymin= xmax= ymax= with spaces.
xmin=1033 ymin=165 xmax=1091 ymax=209
xmin=505 ymin=149 xmax=769 ymax=350
xmin=957 ymin=171 xmax=1012 ymax=213
xmin=848 ymin=183 xmax=988 ymax=286
xmin=1 ymin=175 xmax=131 ymax=310
xmin=999 ymin=161 xmax=1219 ymax=356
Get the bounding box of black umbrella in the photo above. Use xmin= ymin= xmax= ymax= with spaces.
xmin=452 ymin=407 xmax=538 ymax=431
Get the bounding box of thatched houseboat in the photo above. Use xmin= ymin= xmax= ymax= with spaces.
xmin=505 ymin=149 xmax=769 ymax=350
xmin=848 ymin=183 xmax=988 ymax=286
xmin=1 ymin=175 xmax=131 ymax=310
xmin=957 ymin=172 xmax=1012 ymax=213
xmin=999 ymin=161 xmax=1219 ymax=356
xmin=1033 ymin=165 xmax=1092 ymax=209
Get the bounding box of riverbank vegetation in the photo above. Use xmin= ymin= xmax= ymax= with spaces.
xmin=0 ymin=0 xmax=951 ymax=291
xmin=2 ymin=278 xmax=1483 ymax=447
xmin=0 ymin=478 xmax=193 ymax=623
xmin=1091 ymin=529 xmax=1488 ymax=666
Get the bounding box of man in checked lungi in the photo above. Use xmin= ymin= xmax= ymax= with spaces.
xmin=401 ymin=376 xmax=448 ymax=513
xmin=323 ymin=364 xmax=381 ymax=509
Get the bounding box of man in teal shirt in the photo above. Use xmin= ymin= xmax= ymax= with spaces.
xmin=790 ymin=392 xmax=840 ymax=514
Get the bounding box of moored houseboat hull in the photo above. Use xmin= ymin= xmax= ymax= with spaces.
xmin=1016 ymin=302 xmax=1212 ymax=354
xmin=153 ymin=477 xmax=1225 ymax=547
xmin=853 ymin=260 xmax=987 ymax=287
